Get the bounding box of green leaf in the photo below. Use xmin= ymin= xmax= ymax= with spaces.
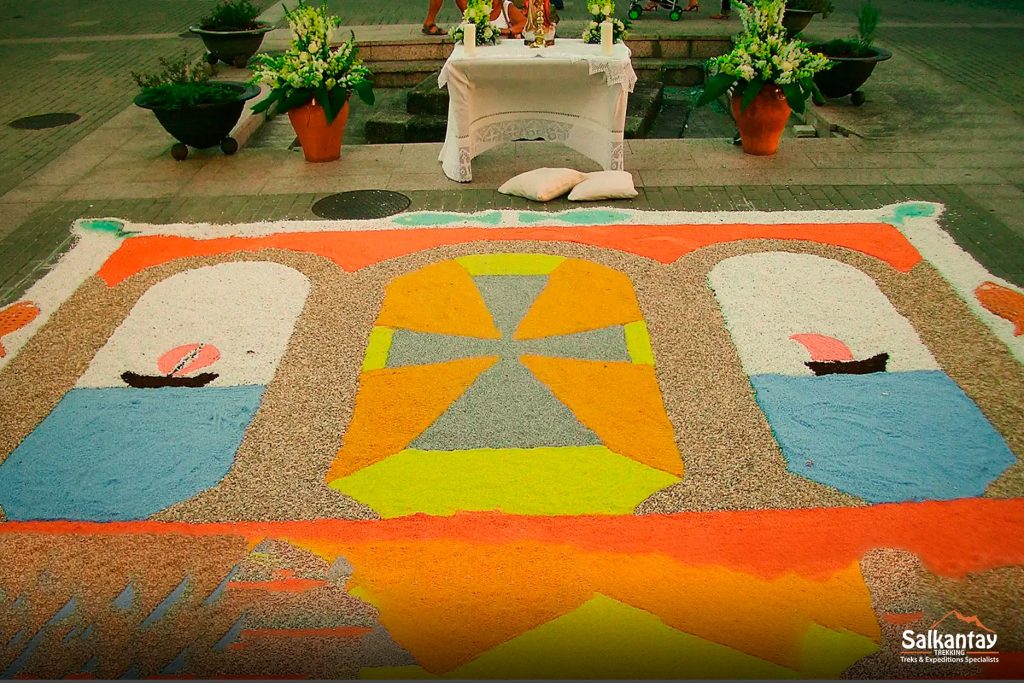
xmin=314 ymin=84 xmax=336 ymax=123
xmin=250 ymin=88 xmax=279 ymax=114
xmin=696 ymin=73 xmax=737 ymax=108
xmin=740 ymin=78 xmax=764 ymax=112
xmin=275 ymin=86 xmax=312 ymax=115
xmin=781 ymin=83 xmax=806 ymax=114
xmin=354 ymin=80 xmax=375 ymax=106
xmin=329 ymin=86 xmax=349 ymax=114
xmin=807 ymin=78 xmax=827 ymax=106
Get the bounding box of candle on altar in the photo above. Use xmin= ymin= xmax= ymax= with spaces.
xmin=600 ymin=20 xmax=613 ymax=55
xmin=464 ymin=22 xmax=477 ymax=55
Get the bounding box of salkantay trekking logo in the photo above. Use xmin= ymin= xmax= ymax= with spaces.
xmin=901 ymin=610 xmax=999 ymax=665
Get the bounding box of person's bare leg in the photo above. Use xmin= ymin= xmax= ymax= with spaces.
xmin=423 ymin=0 xmax=446 ymax=33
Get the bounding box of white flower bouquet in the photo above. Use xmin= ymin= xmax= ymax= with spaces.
xmin=249 ymin=2 xmax=374 ymax=123
xmin=697 ymin=0 xmax=831 ymax=113
xmin=582 ymin=0 xmax=628 ymax=44
xmin=452 ymin=0 xmax=500 ymax=46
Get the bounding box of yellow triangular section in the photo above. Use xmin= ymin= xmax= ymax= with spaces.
xmin=326 ymin=356 xmax=498 ymax=481
xmin=330 ymin=446 xmax=678 ymax=517
xmin=624 ymin=320 xmax=655 ymax=365
xmin=514 ymin=259 xmax=644 ymax=339
xmin=377 ymin=260 xmax=501 ymax=338
xmin=521 ymin=356 xmax=682 ymax=476
xmin=456 ymin=253 xmax=565 ymax=275
xmin=361 ymin=326 xmax=395 ymax=371
xmin=797 ymin=622 xmax=879 ymax=678
xmin=362 ymin=594 xmax=800 ymax=679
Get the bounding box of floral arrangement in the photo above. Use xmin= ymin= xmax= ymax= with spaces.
xmin=582 ymin=0 xmax=627 ymax=44
xmin=250 ymin=2 xmax=374 ymax=123
xmin=696 ymin=0 xmax=831 ymax=113
xmin=452 ymin=0 xmax=499 ymax=46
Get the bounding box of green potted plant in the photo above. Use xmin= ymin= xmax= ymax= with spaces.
xmin=696 ymin=0 xmax=831 ymax=156
xmin=189 ymin=0 xmax=274 ymax=68
xmin=452 ymin=0 xmax=500 ymax=46
xmin=783 ymin=0 xmax=833 ymax=36
xmin=582 ymin=0 xmax=629 ymax=45
xmin=810 ymin=1 xmax=890 ymax=105
xmin=250 ymin=2 xmax=374 ymax=162
xmin=133 ymin=52 xmax=260 ymax=160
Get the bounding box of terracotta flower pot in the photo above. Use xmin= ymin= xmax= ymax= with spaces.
xmin=287 ymin=99 xmax=350 ymax=163
xmin=731 ymin=84 xmax=791 ymax=156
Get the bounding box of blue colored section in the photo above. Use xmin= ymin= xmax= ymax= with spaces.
xmin=750 ymin=371 xmax=1016 ymax=503
xmin=0 ymin=385 xmax=264 ymax=521
xmin=213 ymin=615 xmax=246 ymax=652
xmin=142 ymin=577 xmax=189 ymax=628
xmin=2 ymin=598 xmax=77 ymax=677
xmin=112 ymin=583 xmax=135 ymax=610
xmin=204 ymin=564 xmax=239 ymax=606
xmin=161 ymin=647 xmax=190 ymax=674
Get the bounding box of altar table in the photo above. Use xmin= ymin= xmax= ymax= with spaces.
xmin=438 ymin=39 xmax=637 ymax=182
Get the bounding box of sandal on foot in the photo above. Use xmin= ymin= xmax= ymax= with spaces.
xmin=421 ymin=23 xmax=447 ymax=35
xmin=710 ymin=11 xmax=730 ymax=18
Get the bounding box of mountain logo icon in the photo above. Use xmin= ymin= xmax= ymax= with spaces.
xmin=929 ymin=610 xmax=996 ymax=634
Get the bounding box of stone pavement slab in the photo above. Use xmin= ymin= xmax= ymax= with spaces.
xmin=2 ymin=0 xmax=1024 ymax=315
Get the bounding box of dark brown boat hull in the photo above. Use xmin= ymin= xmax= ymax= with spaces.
xmin=121 ymin=371 xmax=218 ymax=388
xmin=805 ymin=352 xmax=889 ymax=376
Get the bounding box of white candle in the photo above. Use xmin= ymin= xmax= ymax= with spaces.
xmin=600 ymin=20 xmax=613 ymax=56
xmin=464 ymin=22 xmax=476 ymax=56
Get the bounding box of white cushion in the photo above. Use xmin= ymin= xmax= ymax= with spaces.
xmin=568 ymin=170 xmax=639 ymax=201
xmin=498 ymin=168 xmax=587 ymax=202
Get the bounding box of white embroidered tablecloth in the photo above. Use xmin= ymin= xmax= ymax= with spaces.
xmin=438 ymin=39 xmax=637 ymax=182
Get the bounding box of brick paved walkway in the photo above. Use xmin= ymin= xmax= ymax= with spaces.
xmin=1 ymin=0 xmax=1023 ymax=305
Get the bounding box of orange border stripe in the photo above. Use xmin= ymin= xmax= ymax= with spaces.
xmin=96 ymin=222 xmax=922 ymax=287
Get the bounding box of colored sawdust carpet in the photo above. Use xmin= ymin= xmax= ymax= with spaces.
xmin=0 ymin=204 xmax=1023 ymax=679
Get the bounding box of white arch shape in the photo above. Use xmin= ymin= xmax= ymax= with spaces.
xmin=78 ymin=261 xmax=312 ymax=388
xmin=708 ymin=251 xmax=939 ymax=377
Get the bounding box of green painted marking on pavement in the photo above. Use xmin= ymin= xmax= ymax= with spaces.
xmin=393 ymin=211 xmax=503 ymax=227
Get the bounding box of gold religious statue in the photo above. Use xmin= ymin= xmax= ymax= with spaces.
xmin=523 ymin=0 xmax=555 ymax=47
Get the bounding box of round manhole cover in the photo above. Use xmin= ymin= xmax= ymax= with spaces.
xmin=9 ymin=113 xmax=80 ymax=130
xmin=311 ymin=190 xmax=411 ymax=220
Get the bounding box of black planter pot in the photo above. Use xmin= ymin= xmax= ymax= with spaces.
xmin=134 ymin=82 xmax=260 ymax=160
xmin=782 ymin=8 xmax=817 ymax=36
xmin=189 ymin=24 xmax=274 ymax=68
xmin=812 ymin=47 xmax=892 ymax=105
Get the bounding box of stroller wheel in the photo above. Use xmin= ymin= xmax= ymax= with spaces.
xmin=669 ymin=8 xmax=682 ymax=19
xmin=628 ymin=6 xmax=641 ymax=19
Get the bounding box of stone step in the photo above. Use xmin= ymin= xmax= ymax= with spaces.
xmin=364 ymin=107 xmax=448 ymax=144
xmin=633 ymin=58 xmax=705 ymax=87
xmin=358 ymin=34 xmax=731 ymax=62
xmin=370 ymin=60 xmax=445 ymax=88
xmin=365 ymin=79 xmax=664 ymax=144
xmin=372 ymin=56 xmax=706 ymax=90
xmin=407 ymin=74 xmax=447 ymax=116
xmin=625 ymin=80 xmax=664 ymax=139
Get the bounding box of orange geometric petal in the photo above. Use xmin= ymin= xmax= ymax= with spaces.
xmin=326 ymin=356 xmax=498 ymax=482
xmin=521 ymin=355 xmax=682 ymax=476
xmin=376 ymin=260 xmax=501 ymax=338
xmin=0 ymin=301 xmax=40 ymax=357
xmin=514 ymin=259 xmax=644 ymax=339
xmin=976 ymin=281 xmax=1024 ymax=336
